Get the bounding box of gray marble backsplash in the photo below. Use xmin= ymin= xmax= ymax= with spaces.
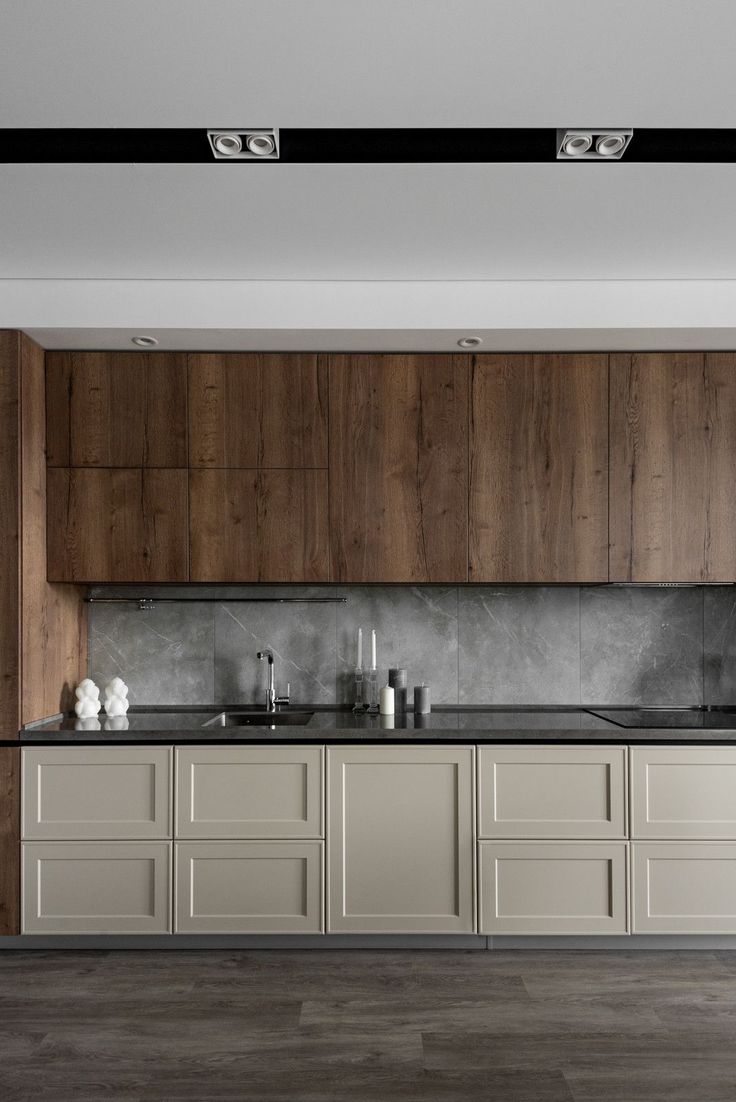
xmin=87 ymin=585 xmax=736 ymax=708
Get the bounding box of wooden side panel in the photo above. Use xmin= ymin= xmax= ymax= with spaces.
xmin=0 ymin=748 xmax=20 ymax=935
xmin=46 ymin=351 xmax=187 ymax=467
xmin=47 ymin=468 xmax=189 ymax=583
xmin=189 ymin=468 xmax=329 ymax=582
xmin=0 ymin=331 xmax=20 ymax=736
xmin=21 ymin=336 xmax=86 ymax=721
xmin=469 ymin=354 xmax=609 ymax=582
xmin=329 ymin=354 xmax=469 ymax=582
xmin=610 ymin=352 xmax=736 ymax=581
xmin=188 ymin=353 xmax=328 ymax=468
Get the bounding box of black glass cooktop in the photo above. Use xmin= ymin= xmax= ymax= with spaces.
xmin=588 ymin=707 xmax=736 ymax=729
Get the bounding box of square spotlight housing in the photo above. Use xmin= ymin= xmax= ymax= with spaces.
xmin=556 ymin=128 xmax=633 ymax=160
xmin=207 ymin=129 xmax=280 ymax=160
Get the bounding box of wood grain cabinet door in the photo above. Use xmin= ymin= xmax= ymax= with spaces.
xmin=469 ymin=354 xmax=608 ymax=582
xmin=46 ymin=352 xmax=187 ymax=467
xmin=328 ymin=354 xmax=469 ymax=582
xmin=47 ymin=468 xmax=188 ymax=582
xmin=189 ymin=469 xmax=329 ymax=582
xmin=327 ymin=745 xmax=475 ymax=933
xmin=188 ymin=353 xmax=327 ymax=468
xmin=610 ymin=352 xmax=736 ymax=581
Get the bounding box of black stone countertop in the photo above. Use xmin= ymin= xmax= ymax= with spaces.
xmin=12 ymin=705 xmax=736 ymax=745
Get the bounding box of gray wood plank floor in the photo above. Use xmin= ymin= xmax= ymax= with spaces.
xmin=2 ymin=949 xmax=736 ymax=1101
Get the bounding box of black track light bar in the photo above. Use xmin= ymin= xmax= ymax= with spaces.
xmin=3 ymin=128 xmax=736 ymax=163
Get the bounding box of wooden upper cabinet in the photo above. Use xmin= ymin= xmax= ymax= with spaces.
xmin=189 ymin=469 xmax=329 ymax=582
xmin=46 ymin=352 xmax=187 ymax=467
xmin=610 ymin=353 xmax=736 ymax=582
xmin=328 ymin=354 xmax=469 ymax=583
xmin=188 ymin=353 xmax=327 ymax=468
xmin=469 ymin=354 xmax=609 ymax=582
xmin=47 ymin=468 xmax=188 ymax=582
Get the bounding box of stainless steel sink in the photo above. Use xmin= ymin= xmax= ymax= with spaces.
xmin=203 ymin=711 xmax=315 ymax=728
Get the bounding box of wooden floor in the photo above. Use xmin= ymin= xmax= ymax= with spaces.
xmin=2 ymin=949 xmax=736 ymax=1100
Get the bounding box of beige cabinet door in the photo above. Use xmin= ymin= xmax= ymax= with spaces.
xmin=176 ymin=745 xmax=323 ymax=839
xmin=632 ymin=842 xmax=736 ymax=933
xmin=23 ymin=842 xmax=171 ymax=934
xmin=175 ymin=841 xmax=323 ymax=933
xmin=479 ymin=841 xmax=628 ymax=935
xmin=631 ymin=747 xmax=736 ymax=839
xmin=22 ymin=747 xmax=172 ymax=840
xmin=327 ymin=745 xmax=475 ymax=933
xmin=478 ymin=745 xmax=627 ymax=839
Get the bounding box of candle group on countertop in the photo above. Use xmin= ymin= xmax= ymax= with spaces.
xmin=353 ymin=629 xmax=431 ymax=717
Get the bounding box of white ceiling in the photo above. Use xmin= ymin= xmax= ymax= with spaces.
xmin=2 ymin=1 xmax=736 ymax=346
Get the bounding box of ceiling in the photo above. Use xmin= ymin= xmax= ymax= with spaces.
xmin=2 ymin=1 xmax=736 ymax=348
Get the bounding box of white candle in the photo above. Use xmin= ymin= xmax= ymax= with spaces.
xmin=379 ymin=685 xmax=395 ymax=715
xmin=371 ymin=629 xmax=377 ymax=670
xmin=357 ymin=627 xmax=363 ymax=669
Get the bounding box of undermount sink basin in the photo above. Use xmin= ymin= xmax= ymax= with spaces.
xmin=203 ymin=711 xmax=315 ymax=728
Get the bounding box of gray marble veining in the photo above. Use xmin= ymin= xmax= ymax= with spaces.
xmin=88 ymin=602 xmax=214 ymax=705
xmin=458 ymin=587 xmax=581 ymax=705
xmin=580 ymin=586 xmax=703 ymax=706
xmin=704 ymin=587 xmax=736 ymax=704
xmin=336 ymin=586 xmax=459 ymax=705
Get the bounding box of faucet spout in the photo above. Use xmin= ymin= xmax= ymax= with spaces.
xmin=257 ymin=650 xmax=289 ymax=711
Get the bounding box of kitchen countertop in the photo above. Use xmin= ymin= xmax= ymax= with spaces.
xmin=12 ymin=706 xmax=736 ymax=744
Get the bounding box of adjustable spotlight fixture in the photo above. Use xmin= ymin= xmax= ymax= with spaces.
xmin=207 ymin=129 xmax=279 ymax=160
xmin=556 ymin=128 xmax=633 ymax=160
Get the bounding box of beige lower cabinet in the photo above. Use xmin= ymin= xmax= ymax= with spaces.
xmin=176 ymin=745 xmax=323 ymax=839
xmin=175 ymin=841 xmax=323 ymax=933
xmin=327 ymin=745 xmax=475 ymax=933
xmin=22 ymin=747 xmax=172 ymax=840
xmin=22 ymin=841 xmax=172 ymax=934
xmin=632 ymin=842 xmax=736 ymax=933
xmin=478 ymin=841 xmax=628 ymax=934
xmin=478 ymin=745 xmax=627 ymax=839
xmin=631 ymin=747 xmax=736 ymax=839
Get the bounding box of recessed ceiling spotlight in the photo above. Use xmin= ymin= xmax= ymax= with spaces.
xmin=457 ymin=336 xmax=483 ymax=348
xmin=207 ymin=129 xmax=279 ymax=160
xmin=131 ymin=335 xmax=158 ymax=348
xmin=556 ymin=128 xmax=633 ymax=160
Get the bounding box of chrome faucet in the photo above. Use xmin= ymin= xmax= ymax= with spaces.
xmin=257 ymin=650 xmax=290 ymax=711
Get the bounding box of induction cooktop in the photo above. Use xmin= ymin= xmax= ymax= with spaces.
xmin=587 ymin=707 xmax=736 ymax=729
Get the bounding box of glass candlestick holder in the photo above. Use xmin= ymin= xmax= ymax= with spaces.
xmin=365 ymin=668 xmax=379 ymax=713
xmin=352 ymin=667 xmax=366 ymax=713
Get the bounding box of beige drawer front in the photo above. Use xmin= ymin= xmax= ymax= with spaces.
xmin=23 ymin=841 xmax=171 ymax=934
xmin=175 ymin=841 xmax=323 ymax=933
xmin=633 ymin=842 xmax=736 ymax=933
xmin=176 ymin=745 xmax=323 ymax=839
xmin=478 ymin=841 xmax=628 ymax=935
xmin=22 ymin=747 xmax=172 ymax=840
xmin=631 ymin=747 xmax=736 ymax=839
xmin=478 ymin=745 xmax=627 ymax=839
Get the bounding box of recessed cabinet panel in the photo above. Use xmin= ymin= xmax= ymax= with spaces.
xmin=47 ymin=468 xmax=188 ymax=582
xmin=610 ymin=352 xmax=736 ymax=582
xmin=176 ymin=745 xmax=323 ymax=839
xmin=479 ymin=842 xmax=628 ymax=935
xmin=631 ymin=747 xmax=736 ymax=839
xmin=188 ymin=353 xmax=327 ymax=468
xmin=329 ymin=354 xmax=469 ymax=582
xmin=478 ymin=746 xmax=626 ymax=839
xmin=22 ymin=841 xmax=171 ymax=934
xmin=632 ymin=843 xmax=736 ymax=933
xmin=327 ymin=745 xmax=475 ymax=933
xmin=46 ymin=352 xmax=187 ymax=467
xmin=175 ymin=841 xmax=323 ymax=933
xmin=23 ymin=748 xmax=172 ymax=840
xmin=469 ymin=354 xmax=608 ymax=582
xmin=189 ymin=469 xmax=329 ymax=582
